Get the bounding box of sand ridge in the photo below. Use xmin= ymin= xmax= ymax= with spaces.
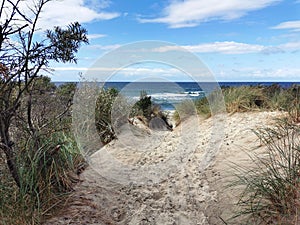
xmin=44 ymin=111 xmax=284 ymax=225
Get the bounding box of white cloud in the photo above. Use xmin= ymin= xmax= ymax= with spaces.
xmin=271 ymin=20 xmax=300 ymax=32
xmin=184 ymin=42 xmax=264 ymax=54
xmin=154 ymin=40 xmax=300 ymax=55
xmin=280 ymin=41 xmax=300 ymax=51
xmin=244 ymin=68 xmax=300 ymax=79
xmin=214 ymin=66 xmax=300 ymax=81
xmin=53 ymin=66 xmax=186 ymax=81
xmin=87 ymin=44 xmax=122 ymax=51
xmin=154 ymin=41 xmax=282 ymax=54
xmin=84 ymin=0 xmax=112 ymax=10
xmin=1 ymin=0 xmax=120 ymax=30
xmin=39 ymin=0 xmax=119 ymax=28
xmin=84 ymin=40 xmax=300 ymax=56
xmin=87 ymin=34 xmax=107 ymax=40
xmin=139 ymin=0 xmax=280 ymax=28
xmin=54 ymin=66 xmax=180 ymax=75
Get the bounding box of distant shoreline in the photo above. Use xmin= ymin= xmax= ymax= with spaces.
xmin=53 ymin=81 xmax=300 ymax=88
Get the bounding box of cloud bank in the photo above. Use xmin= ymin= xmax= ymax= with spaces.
xmin=139 ymin=0 xmax=280 ymax=28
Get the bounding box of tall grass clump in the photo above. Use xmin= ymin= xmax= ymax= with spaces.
xmin=264 ymin=84 xmax=299 ymax=122
xmin=232 ymin=119 xmax=300 ymax=224
xmin=284 ymin=85 xmax=299 ymax=123
xmin=95 ymin=87 xmax=119 ymax=144
xmin=222 ymin=85 xmax=266 ymax=113
xmin=184 ymin=84 xmax=299 ymax=122
xmin=0 ymin=77 xmax=86 ymax=224
xmin=18 ymin=130 xmax=84 ymax=223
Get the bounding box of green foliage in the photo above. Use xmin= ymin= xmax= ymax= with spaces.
xmin=0 ymin=130 xmax=84 ymax=224
xmin=19 ymin=131 xmax=83 ymax=222
xmin=0 ymin=0 xmax=89 ymax=190
xmin=95 ymin=88 xmax=119 ymax=144
xmin=131 ymin=90 xmax=153 ymax=120
xmin=0 ymin=79 xmax=85 ymax=224
xmin=31 ymin=76 xmax=57 ymax=93
xmin=129 ymin=91 xmax=172 ymax=130
xmin=0 ymin=1 xmax=89 ymax=223
xmin=56 ymin=82 xmax=77 ymax=104
xmin=232 ymin=119 xmax=300 ymax=224
xmin=46 ymin=22 xmax=89 ymax=63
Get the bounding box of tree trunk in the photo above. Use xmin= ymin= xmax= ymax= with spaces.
xmin=0 ymin=116 xmax=21 ymax=188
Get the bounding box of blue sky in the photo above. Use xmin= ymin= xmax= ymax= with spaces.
xmin=28 ymin=0 xmax=300 ymax=81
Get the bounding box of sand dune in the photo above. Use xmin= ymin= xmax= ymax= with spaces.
xmin=44 ymin=111 xmax=284 ymax=225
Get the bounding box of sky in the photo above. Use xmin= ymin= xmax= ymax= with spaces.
xmin=10 ymin=0 xmax=300 ymax=82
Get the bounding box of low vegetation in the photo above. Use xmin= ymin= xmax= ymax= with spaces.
xmin=95 ymin=89 xmax=172 ymax=145
xmin=130 ymin=90 xmax=171 ymax=129
xmin=232 ymin=119 xmax=300 ymax=224
xmin=95 ymin=87 xmax=119 ymax=144
xmin=174 ymin=84 xmax=300 ymax=124
xmin=0 ymin=0 xmax=88 ymax=223
xmin=0 ymin=77 xmax=85 ymax=224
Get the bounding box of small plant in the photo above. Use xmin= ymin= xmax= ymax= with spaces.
xmin=95 ymin=87 xmax=119 ymax=144
xmin=232 ymin=119 xmax=300 ymax=224
xmin=130 ymin=90 xmax=152 ymax=120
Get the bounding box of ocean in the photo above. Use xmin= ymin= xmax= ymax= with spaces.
xmin=55 ymin=81 xmax=300 ymax=110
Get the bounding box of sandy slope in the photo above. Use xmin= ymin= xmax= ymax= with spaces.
xmin=44 ymin=111 xmax=284 ymax=225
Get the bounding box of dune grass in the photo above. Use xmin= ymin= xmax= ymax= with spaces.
xmin=174 ymin=84 xmax=299 ymax=124
xmin=0 ymin=129 xmax=84 ymax=224
xmin=231 ymin=118 xmax=300 ymax=224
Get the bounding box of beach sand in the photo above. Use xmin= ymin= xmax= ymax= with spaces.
xmin=44 ymin=111 xmax=284 ymax=225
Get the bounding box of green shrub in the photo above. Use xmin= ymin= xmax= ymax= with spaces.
xmin=130 ymin=90 xmax=152 ymax=120
xmin=190 ymin=84 xmax=299 ymax=121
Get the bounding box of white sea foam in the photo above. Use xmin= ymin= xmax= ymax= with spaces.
xmin=130 ymin=91 xmax=205 ymax=110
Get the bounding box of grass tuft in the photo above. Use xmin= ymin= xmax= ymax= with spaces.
xmin=232 ymin=119 xmax=300 ymax=224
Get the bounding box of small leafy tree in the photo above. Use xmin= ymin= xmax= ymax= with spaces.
xmin=0 ymin=0 xmax=88 ymax=187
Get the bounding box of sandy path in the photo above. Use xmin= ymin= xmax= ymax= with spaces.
xmin=44 ymin=111 xmax=284 ymax=225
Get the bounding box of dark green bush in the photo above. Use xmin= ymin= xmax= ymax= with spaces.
xmin=130 ymin=90 xmax=152 ymax=120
